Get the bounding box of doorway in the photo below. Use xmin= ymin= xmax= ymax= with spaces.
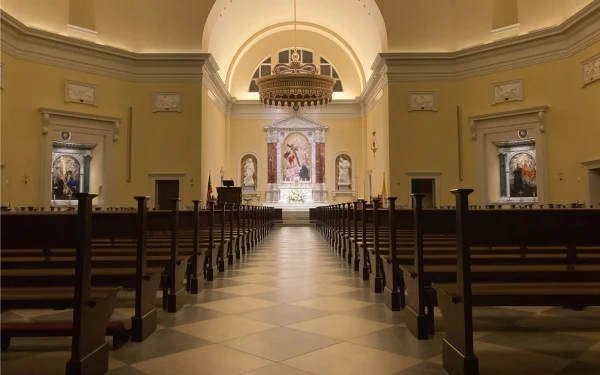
xmin=410 ymin=178 xmax=435 ymax=208
xmin=155 ymin=180 xmax=179 ymax=210
xmin=589 ymin=168 xmax=600 ymax=207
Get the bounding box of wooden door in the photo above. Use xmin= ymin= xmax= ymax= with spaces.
xmin=155 ymin=180 xmax=179 ymax=210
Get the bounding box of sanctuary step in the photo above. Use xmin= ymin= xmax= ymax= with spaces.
xmin=279 ymin=210 xmax=311 ymax=227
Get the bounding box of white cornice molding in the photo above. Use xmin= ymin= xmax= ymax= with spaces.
xmin=202 ymin=56 xmax=232 ymax=116
xmin=468 ymin=106 xmax=549 ymax=140
xmin=39 ymin=107 xmax=121 ymax=141
xmin=375 ymin=1 xmax=600 ymax=82
xmin=357 ymin=58 xmax=388 ymax=116
xmin=1 ymin=10 xmax=212 ymax=82
xmin=229 ymin=99 xmax=362 ymax=120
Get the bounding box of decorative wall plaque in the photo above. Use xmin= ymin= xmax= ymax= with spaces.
xmin=491 ymin=78 xmax=523 ymax=105
xmin=581 ymin=53 xmax=600 ymax=87
xmin=408 ymin=91 xmax=438 ymax=112
xmin=153 ymin=92 xmax=182 ymax=112
xmin=60 ymin=131 xmax=72 ymax=141
xmin=65 ymin=80 xmax=97 ymax=106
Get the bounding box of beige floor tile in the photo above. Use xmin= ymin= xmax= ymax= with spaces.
xmin=197 ymin=297 xmax=280 ymax=314
xmin=287 ymin=314 xmax=391 ymax=340
xmin=303 ymin=274 xmax=352 ymax=283
xmin=514 ymin=312 xmax=600 ymax=331
xmin=225 ymin=274 xmax=279 ymax=283
xmin=244 ymin=261 xmax=279 ymax=267
xmin=291 ymin=296 xmax=372 ymax=313
xmin=241 ymin=363 xmax=314 ymax=375
xmin=262 ymin=278 xmax=318 ymax=289
xmin=240 ymin=267 xmax=280 ymax=274
xmin=295 ymin=283 xmax=361 ymax=296
xmin=132 ymin=344 xmax=273 ymax=375
xmin=1 ymin=351 xmax=128 ymax=375
xmin=282 ymin=342 xmax=422 ymax=375
xmin=269 ymin=270 xmax=314 ymax=278
xmin=221 ymin=327 xmax=339 ymax=361
xmin=213 ymin=284 xmax=280 ymax=296
xmin=172 ymin=315 xmax=277 ymax=342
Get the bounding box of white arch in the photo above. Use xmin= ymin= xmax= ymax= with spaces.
xmin=203 ymin=0 xmax=387 ymax=86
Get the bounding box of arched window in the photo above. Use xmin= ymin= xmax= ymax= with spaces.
xmin=278 ymin=48 xmax=313 ymax=64
xmin=320 ymin=56 xmax=343 ymax=92
xmin=249 ymin=56 xmax=272 ymax=93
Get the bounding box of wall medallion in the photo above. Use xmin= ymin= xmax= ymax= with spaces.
xmin=518 ymin=129 xmax=528 ymax=139
xmin=60 ymin=131 xmax=72 ymax=141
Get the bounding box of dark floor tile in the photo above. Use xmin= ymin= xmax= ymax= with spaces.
xmin=393 ymin=361 xmax=447 ymax=375
xmin=219 ymin=270 xmax=255 ymax=278
xmin=329 ymin=278 xmax=371 ymax=288
xmin=110 ymin=328 xmax=211 ymax=364
xmin=203 ymin=278 xmax=247 ymax=289
xmin=342 ymin=304 xmax=406 ymax=325
xmin=350 ymin=326 xmax=442 ymax=360
xmin=157 ymin=306 xmax=227 ymax=327
xmin=239 ymin=304 xmax=329 ymax=326
xmin=335 ymin=289 xmax=385 ymax=303
xmin=555 ymin=360 xmax=600 ymax=375
xmin=0 ymin=311 xmax=27 ymax=322
xmin=106 ymin=366 xmax=148 ymax=375
xmin=185 ymin=289 xmax=239 ymax=304
xmin=478 ymin=326 xmax=598 ymax=359
xmin=544 ymin=306 xmax=600 ymax=322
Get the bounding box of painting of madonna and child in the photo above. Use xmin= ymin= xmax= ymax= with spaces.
xmin=52 ymin=155 xmax=81 ymax=201
xmin=509 ymin=153 xmax=537 ymax=198
xmin=282 ymin=133 xmax=311 ymax=183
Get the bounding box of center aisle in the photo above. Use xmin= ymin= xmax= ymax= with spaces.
xmin=108 ymin=227 xmax=442 ymax=375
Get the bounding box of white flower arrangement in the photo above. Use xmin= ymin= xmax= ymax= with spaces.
xmin=288 ymin=189 xmax=306 ymax=203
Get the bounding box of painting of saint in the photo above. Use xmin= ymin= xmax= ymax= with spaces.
xmin=52 ymin=155 xmax=81 ymax=200
xmin=282 ymin=133 xmax=311 ymax=183
xmin=509 ymin=153 xmax=537 ymax=198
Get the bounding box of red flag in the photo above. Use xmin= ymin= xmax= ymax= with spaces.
xmin=206 ymin=172 xmax=213 ymax=208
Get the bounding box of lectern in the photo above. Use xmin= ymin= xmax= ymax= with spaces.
xmin=217 ymin=187 xmax=242 ymax=205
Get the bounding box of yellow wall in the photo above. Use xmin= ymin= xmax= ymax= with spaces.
xmin=228 ymin=116 xmax=365 ymax=204
xmin=201 ymin=86 xmax=227 ymax=203
xmin=387 ymin=41 xmax=600 ymax=205
xmin=0 ymin=51 xmax=204 ymax=208
xmin=366 ymin=87 xmax=390 ymax=200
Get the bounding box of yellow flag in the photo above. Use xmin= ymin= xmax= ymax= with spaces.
xmin=382 ymin=172 xmax=387 ymax=198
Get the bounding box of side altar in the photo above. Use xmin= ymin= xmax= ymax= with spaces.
xmin=263 ymin=116 xmax=328 ymax=205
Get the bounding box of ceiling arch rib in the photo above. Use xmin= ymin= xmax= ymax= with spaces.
xmin=203 ymin=0 xmax=387 ymax=86
xmin=226 ymin=22 xmax=366 ymax=93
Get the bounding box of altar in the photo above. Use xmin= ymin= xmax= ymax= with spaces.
xmin=263 ymin=116 xmax=329 ymax=205
xmin=278 ymin=186 xmax=314 ymax=204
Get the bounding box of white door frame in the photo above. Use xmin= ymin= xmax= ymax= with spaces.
xmin=582 ymin=159 xmax=600 ymax=207
xmin=406 ymin=172 xmax=442 ymax=207
xmin=148 ymin=173 xmax=185 ymax=209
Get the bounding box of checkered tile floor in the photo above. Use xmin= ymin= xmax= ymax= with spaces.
xmin=2 ymin=227 xmax=600 ymax=374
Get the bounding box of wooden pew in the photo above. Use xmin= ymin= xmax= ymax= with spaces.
xmin=1 ymin=193 xmax=121 ymax=375
xmin=431 ymin=189 xmax=600 ymax=375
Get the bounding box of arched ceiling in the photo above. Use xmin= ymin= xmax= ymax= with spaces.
xmin=1 ymin=0 xmax=594 ymax=84
xmin=203 ymin=0 xmax=387 ymax=82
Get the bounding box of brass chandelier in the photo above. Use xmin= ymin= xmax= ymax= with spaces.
xmin=256 ymin=0 xmax=335 ymax=109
